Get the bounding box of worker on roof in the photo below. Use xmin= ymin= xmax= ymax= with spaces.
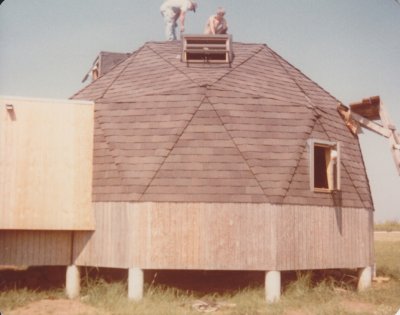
xmin=204 ymin=7 xmax=228 ymax=35
xmin=160 ymin=0 xmax=198 ymax=41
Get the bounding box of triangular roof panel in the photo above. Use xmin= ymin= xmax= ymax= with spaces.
xmin=72 ymin=41 xmax=373 ymax=209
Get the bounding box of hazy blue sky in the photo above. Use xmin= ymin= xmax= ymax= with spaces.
xmin=1 ymin=0 xmax=399 ymax=222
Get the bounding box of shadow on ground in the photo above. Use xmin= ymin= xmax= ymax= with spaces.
xmin=0 ymin=266 xmax=359 ymax=294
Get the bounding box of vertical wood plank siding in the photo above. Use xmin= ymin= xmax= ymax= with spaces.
xmin=0 ymin=231 xmax=72 ymax=266
xmin=73 ymin=203 xmax=373 ymax=270
xmin=276 ymin=206 xmax=373 ymax=270
xmin=0 ymin=203 xmax=373 ymax=269
xmin=74 ymin=203 xmax=277 ymax=270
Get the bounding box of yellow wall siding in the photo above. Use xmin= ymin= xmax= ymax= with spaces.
xmin=0 ymin=97 xmax=94 ymax=230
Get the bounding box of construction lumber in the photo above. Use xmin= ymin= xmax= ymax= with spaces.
xmin=339 ymin=96 xmax=400 ymax=176
xmin=350 ymin=96 xmax=381 ymax=120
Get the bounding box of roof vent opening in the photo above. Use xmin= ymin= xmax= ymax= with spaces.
xmin=181 ymin=34 xmax=233 ymax=65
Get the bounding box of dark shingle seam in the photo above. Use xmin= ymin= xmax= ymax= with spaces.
xmin=93 ymin=115 xmax=126 ymax=197
xmin=264 ymin=45 xmax=342 ymax=114
xmin=254 ymin=46 xmax=320 ymax=201
xmin=265 ymin=47 xmax=317 ymax=111
xmin=70 ymin=49 xmax=140 ymax=101
xmin=209 ymin=45 xmax=265 ymax=87
xmin=270 ymin=47 xmax=371 ymax=206
xmin=206 ymin=96 xmax=270 ymax=203
xmin=147 ymin=42 xmax=266 ymax=90
xmin=92 ymin=48 xmax=152 ymax=186
xmin=138 ymin=95 xmax=208 ymax=201
xmin=264 ymin=45 xmax=363 ymax=203
xmin=97 ymin=46 xmax=146 ymax=100
xmin=281 ymin=116 xmax=318 ymax=203
xmin=146 ymin=44 xmax=202 ymax=88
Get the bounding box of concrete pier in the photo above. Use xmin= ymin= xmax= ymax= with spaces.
xmin=66 ymin=265 xmax=80 ymax=299
xmin=357 ymin=266 xmax=372 ymax=291
xmin=128 ymin=267 xmax=144 ymax=300
xmin=265 ymin=270 xmax=281 ymax=303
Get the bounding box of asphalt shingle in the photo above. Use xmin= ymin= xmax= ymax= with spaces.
xmin=72 ymin=41 xmax=373 ymax=209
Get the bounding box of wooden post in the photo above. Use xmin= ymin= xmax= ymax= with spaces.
xmin=66 ymin=265 xmax=80 ymax=299
xmin=357 ymin=266 xmax=372 ymax=291
xmin=128 ymin=267 xmax=144 ymax=300
xmin=265 ymin=271 xmax=281 ymax=303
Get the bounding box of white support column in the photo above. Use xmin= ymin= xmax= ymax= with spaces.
xmin=66 ymin=265 xmax=80 ymax=299
xmin=357 ymin=266 xmax=372 ymax=292
xmin=265 ymin=271 xmax=281 ymax=303
xmin=128 ymin=267 xmax=144 ymax=300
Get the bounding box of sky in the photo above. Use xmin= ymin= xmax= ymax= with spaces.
xmin=0 ymin=0 xmax=399 ymax=222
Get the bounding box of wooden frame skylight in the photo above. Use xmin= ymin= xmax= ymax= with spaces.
xmin=181 ymin=34 xmax=233 ymax=65
xmin=308 ymin=139 xmax=341 ymax=192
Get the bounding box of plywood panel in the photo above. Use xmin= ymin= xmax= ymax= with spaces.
xmin=0 ymin=97 xmax=95 ymax=230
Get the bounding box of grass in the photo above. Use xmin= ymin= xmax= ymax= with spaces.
xmin=79 ymin=270 xmax=399 ymax=315
xmin=374 ymin=220 xmax=400 ymax=231
xmin=1 ymin=240 xmax=399 ymax=315
xmin=0 ymin=287 xmax=64 ymax=311
xmin=374 ymin=240 xmax=400 ymax=280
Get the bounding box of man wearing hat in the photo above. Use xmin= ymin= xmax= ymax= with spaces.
xmin=160 ymin=0 xmax=197 ymax=41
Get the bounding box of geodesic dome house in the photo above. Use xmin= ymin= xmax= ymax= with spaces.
xmin=0 ymin=36 xmax=375 ymax=301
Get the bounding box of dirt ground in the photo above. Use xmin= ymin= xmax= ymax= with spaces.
xmin=8 ymin=299 xmax=105 ymax=315
xmin=5 ymin=297 xmax=385 ymax=315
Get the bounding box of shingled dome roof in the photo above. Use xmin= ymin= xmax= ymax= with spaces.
xmin=72 ymin=41 xmax=373 ymax=209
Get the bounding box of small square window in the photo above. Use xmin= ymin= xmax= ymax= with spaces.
xmin=308 ymin=139 xmax=341 ymax=192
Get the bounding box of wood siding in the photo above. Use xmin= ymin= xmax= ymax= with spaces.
xmin=0 ymin=97 xmax=95 ymax=230
xmin=0 ymin=203 xmax=373 ymax=269
xmin=73 ymin=202 xmax=373 ymax=271
xmin=0 ymin=231 xmax=72 ymax=266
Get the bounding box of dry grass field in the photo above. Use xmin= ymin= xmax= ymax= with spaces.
xmin=1 ymin=231 xmax=399 ymax=315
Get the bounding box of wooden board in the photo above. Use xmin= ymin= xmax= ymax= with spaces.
xmin=349 ymin=96 xmax=381 ymax=120
xmin=0 ymin=96 xmax=95 ymax=230
xmin=0 ymin=202 xmax=373 ymax=269
xmin=73 ymin=202 xmax=373 ymax=271
xmin=0 ymin=231 xmax=72 ymax=266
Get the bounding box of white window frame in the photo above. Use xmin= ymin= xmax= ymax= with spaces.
xmin=307 ymin=139 xmax=341 ymax=192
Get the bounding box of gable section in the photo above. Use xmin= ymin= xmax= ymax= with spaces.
xmin=207 ymin=90 xmax=315 ymax=204
xmin=283 ymin=119 xmax=368 ymax=208
xmin=140 ymin=99 xmax=268 ymax=203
